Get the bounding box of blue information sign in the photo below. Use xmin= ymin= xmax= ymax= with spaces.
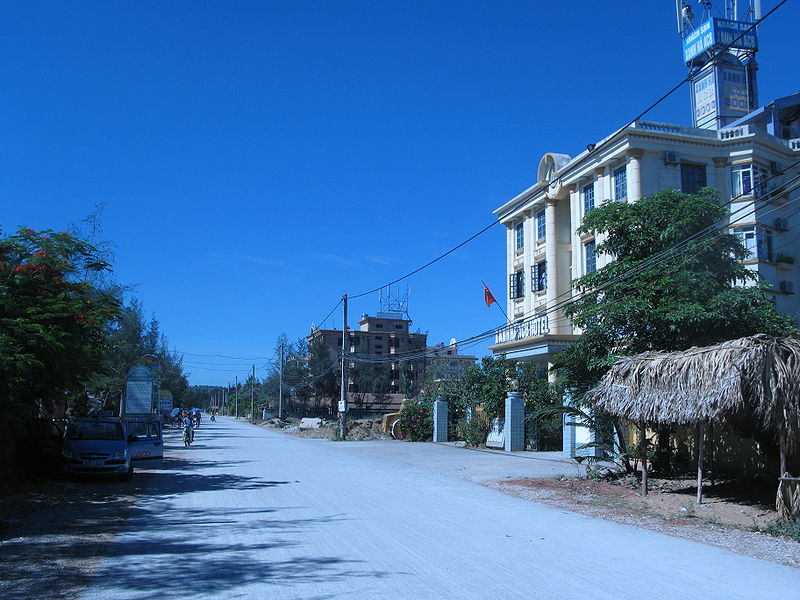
xmin=683 ymin=18 xmax=758 ymax=63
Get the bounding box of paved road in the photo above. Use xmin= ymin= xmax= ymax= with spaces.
xmin=77 ymin=416 xmax=798 ymax=600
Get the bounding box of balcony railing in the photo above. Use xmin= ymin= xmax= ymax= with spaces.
xmin=495 ymin=315 xmax=550 ymax=345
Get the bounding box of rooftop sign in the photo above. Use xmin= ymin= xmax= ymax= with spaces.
xmin=683 ymin=18 xmax=758 ymax=63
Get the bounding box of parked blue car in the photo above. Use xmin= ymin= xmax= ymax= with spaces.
xmin=61 ymin=417 xmax=163 ymax=481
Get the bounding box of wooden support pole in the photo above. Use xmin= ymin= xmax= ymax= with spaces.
xmin=779 ymin=426 xmax=788 ymax=478
xmin=696 ymin=422 xmax=705 ymax=504
xmin=639 ymin=422 xmax=648 ymax=496
xmin=709 ymin=422 xmax=715 ymax=489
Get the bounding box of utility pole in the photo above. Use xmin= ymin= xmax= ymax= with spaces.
xmin=251 ymin=364 xmax=255 ymax=422
xmin=279 ymin=343 xmax=284 ymax=420
xmin=338 ymin=293 xmax=348 ymax=440
xmin=235 ymin=375 xmax=239 ymax=418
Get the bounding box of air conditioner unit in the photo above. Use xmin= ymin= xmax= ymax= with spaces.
xmin=663 ymin=151 xmax=680 ymax=165
xmin=774 ymin=218 xmax=789 ymax=231
xmin=770 ymin=161 xmax=782 ymax=175
xmin=779 ymin=280 xmax=794 ymax=294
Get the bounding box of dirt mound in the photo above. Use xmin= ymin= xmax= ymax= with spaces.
xmin=280 ymin=418 xmax=391 ymax=441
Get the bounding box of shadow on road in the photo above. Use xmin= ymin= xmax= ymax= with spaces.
xmin=0 ymin=426 xmax=390 ymax=600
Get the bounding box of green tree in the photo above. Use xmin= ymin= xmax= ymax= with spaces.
xmin=551 ymin=189 xmax=798 ymax=470
xmin=459 ymin=356 xmax=515 ymax=418
xmin=553 ymin=188 xmax=798 ymax=393
xmin=0 ymin=227 xmax=120 ymax=474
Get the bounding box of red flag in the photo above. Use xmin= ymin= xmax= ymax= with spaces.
xmin=484 ymin=283 xmax=497 ymax=307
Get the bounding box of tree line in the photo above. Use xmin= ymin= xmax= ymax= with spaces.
xmin=0 ymin=212 xmax=188 ymax=478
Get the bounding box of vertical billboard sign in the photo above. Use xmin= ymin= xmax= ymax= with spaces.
xmin=719 ymin=63 xmax=750 ymax=119
xmin=693 ymin=69 xmax=717 ymax=127
xmin=123 ymin=366 xmax=154 ymax=417
xmin=140 ymin=354 xmax=162 ymax=414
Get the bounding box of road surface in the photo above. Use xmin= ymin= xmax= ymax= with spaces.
xmin=67 ymin=416 xmax=799 ymax=599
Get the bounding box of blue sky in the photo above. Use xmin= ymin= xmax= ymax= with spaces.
xmin=2 ymin=1 xmax=798 ymax=385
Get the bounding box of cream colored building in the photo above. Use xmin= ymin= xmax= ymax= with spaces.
xmin=490 ymin=92 xmax=800 ymax=366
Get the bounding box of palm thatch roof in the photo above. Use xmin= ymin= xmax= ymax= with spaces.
xmin=587 ymin=334 xmax=800 ymax=449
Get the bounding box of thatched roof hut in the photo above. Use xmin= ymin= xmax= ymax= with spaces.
xmin=586 ymin=334 xmax=800 ymax=503
xmin=588 ymin=334 xmax=800 ymax=449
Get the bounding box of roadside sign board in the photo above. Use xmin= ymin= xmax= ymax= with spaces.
xmin=123 ymin=366 xmax=154 ymax=416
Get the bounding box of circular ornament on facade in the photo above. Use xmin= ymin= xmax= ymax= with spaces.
xmin=538 ymin=152 xmax=571 ymax=200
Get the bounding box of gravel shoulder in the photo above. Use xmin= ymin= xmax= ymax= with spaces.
xmin=487 ymin=477 xmax=800 ymax=569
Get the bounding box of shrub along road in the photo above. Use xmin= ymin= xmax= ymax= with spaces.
xmin=5 ymin=417 xmax=799 ymax=599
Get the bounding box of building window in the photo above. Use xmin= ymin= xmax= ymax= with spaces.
xmin=585 ymin=239 xmax=596 ymax=273
xmin=395 ymin=324 xmax=403 ymax=329
xmin=536 ymin=210 xmax=546 ymax=240
xmin=681 ymin=163 xmax=707 ymax=194
xmin=583 ymin=183 xmax=595 ymax=214
xmin=515 ymin=222 xmax=524 ymax=251
xmin=614 ymin=166 xmax=627 ymax=201
xmin=375 ymin=323 xmax=383 ymax=329
xmin=509 ymin=270 xmax=525 ymax=299
xmin=731 ymin=164 xmax=768 ymax=198
xmin=733 ymin=226 xmax=757 ymax=259
xmin=531 ymin=261 xmax=547 ymax=292
xmin=762 ymin=229 xmax=774 ymax=262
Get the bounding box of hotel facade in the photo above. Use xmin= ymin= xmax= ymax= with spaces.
xmin=490 ymin=94 xmax=800 ymax=366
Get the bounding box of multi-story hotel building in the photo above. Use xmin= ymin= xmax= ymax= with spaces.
xmin=489 ymin=2 xmax=799 ymax=367
xmin=490 ymin=94 xmax=800 ymax=366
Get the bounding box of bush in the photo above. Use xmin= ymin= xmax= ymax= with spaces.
xmin=765 ymin=518 xmax=800 ymax=542
xmin=456 ymin=415 xmax=489 ymax=447
xmin=397 ymin=398 xmax=433 ymax=442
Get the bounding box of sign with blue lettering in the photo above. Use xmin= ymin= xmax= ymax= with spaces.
xmin=683 ymin=19 xmax=715 ymax=63
xmin=683 ymin=18 xmax=758 ymax=63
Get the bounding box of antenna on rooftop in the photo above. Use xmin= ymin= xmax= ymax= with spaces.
xmin=379 ymin=284 xmax=410 ymax=318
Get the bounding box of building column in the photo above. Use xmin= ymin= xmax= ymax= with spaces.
xmin=505 ymin=223 xmax=514 ymax=320
xmin=504 ymin=391 xmax=525 ymax=452
xmin=522 ymin=210 xmax=532 ymax=316
xmin=545 ymin=199 xmax=559 ymax=332
xmin=713 ymin=157 xmax=730 ymax=201
xmin=595 ymin=167 xmax=607 ymax=202
xmin=433 ymin=397 xmax=448 ymax=443
xmin=627 ymin=149 xmax=645 ymax=201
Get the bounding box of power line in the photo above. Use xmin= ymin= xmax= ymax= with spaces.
xmin=176 ymin=350 xmax=271 ymax=360
xmin=349 ymin=220 xmax=500 ymax=299
xmin=342 ymin=177 xmax=800 ymax=365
